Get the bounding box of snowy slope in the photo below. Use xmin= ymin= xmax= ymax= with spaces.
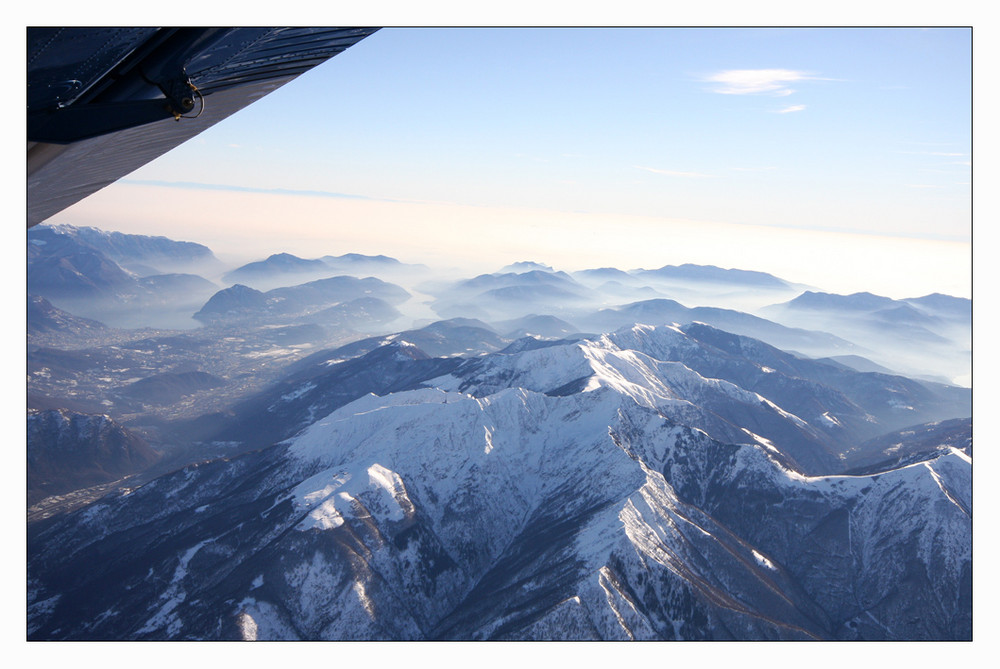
xmin=27 ymin=325 xmax=971 ymax=640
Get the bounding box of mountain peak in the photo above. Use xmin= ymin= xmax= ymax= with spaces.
xmin=497 ymin=261 xmax=554 ymax=274
xmin=638 ymin=263 xmax=791 ymax=288
xmin=786 ymin=290 xmax=896 ymax=311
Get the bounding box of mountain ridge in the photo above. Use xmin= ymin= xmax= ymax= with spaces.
xmin=27 ymin=364 xmax=970 ymax=639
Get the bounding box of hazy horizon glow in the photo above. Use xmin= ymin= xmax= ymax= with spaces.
xmin=43 ymin=27 xmax=971 ymax=300
xmin=51 ymin=181 xmax=970 ymax=300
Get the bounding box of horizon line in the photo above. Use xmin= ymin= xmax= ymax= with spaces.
xmin=118 ymin=179 xmax=972 ymax=245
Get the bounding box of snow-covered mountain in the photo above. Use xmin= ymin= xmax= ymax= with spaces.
xmin=180 ymin=322 xmax=966 ymax=470
xmin=27 ymin=323 xmax=970 ymax=640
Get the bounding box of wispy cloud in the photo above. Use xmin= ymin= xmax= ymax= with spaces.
xmin=776 ymin=104 xmax=806 ymax=114
xmin=703 ymin=69 xmax=820 ymax=96
xmin=901 ymin=151 xmax=967 ymax=157
xmin=120 ymin=179 xmax=396 ymax=202
xmin=635 ymin=166 xmax=714 ymax=178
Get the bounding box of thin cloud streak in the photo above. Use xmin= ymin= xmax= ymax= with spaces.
xmin=776 ymin=104 xmax=806 ymax=113
xmin=120 ymin=179 xmax=404 ymax=203
xmin=900 ymin=151 xmax=967 ymax=157
xmin=635 ymin=166 xmax=714 ymax=178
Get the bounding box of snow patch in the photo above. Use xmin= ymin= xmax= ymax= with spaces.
xmin=741 ymin=428 xmax=780 ymax=455
xmin=238 ymin=611 xmax=258 ymax=641
xmin=173 ymin=540 xmax=209 ymax=583
xmin=759 ymin=396 xmax=809 ymax=426
xmin=281 ymin=382 xmax=316 ymax=402
xmin=820 ymin=411 xmax=842 ymax=427
xmin=353 ymin=581 xmax=376 ymax=620
xmin=948 ymin=446 xmax=972 ymax=465
xmin=294 ymin=470 xmax=350 ymax=531
xmin=924 ymin=461 xmax=970 ymax=516
xmin=752 ymin=549 xmax=777 ymax=571
xmin=134 ymin=541 xmax=210 ymax=638
xmin=292 ymin=461 xmax=414 ymax=531
xmin=244 ymin=347 xmax=298 ymax=359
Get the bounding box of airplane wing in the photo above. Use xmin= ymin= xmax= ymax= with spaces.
xmin=27 ymin=27 xmax=378 ymax=226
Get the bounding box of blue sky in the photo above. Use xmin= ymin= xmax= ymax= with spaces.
xmin=50 ymin=27 xmax=973 ymax=297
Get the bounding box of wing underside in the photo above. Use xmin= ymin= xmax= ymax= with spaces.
xmin=27 ymin=27 xmax=378 ymax=226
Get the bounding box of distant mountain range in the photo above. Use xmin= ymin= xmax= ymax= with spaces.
xmin=30 ymin=224 xmax=222 ymax=275
xmin=194 ymin=276 xmax=410 ymax=326
xmin=497 ymin=261 xmax=554 ymax=273
xmin=570 ymin=266 xmax=641 ymax=284
xmin=635 ymin=263 xmax=794 ymax=289
xmin=223 ymin=253 xmax=331 ymax=286
xmin=580 ymin=298 xmax=859 ymax=358
xmin=223 ymin=252 xmax=425 ymax=290
xmin=506 ymin=261 xmax=795 ymax=290
xmin=768 ymin=290 xmax=970 ymax=328
xmin=425 ymin=263 xmax=806 ymax=328
xmin=428 ymin=270 xmax=594 ymax=321
xmin=27 ymin=224 xmax=220 ymax=329
xmin=761 ymin=290 xmax=970 ymax=384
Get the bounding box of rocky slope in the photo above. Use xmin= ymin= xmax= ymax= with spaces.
xmin=27 ymin=409 xmax=160 ymax=504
